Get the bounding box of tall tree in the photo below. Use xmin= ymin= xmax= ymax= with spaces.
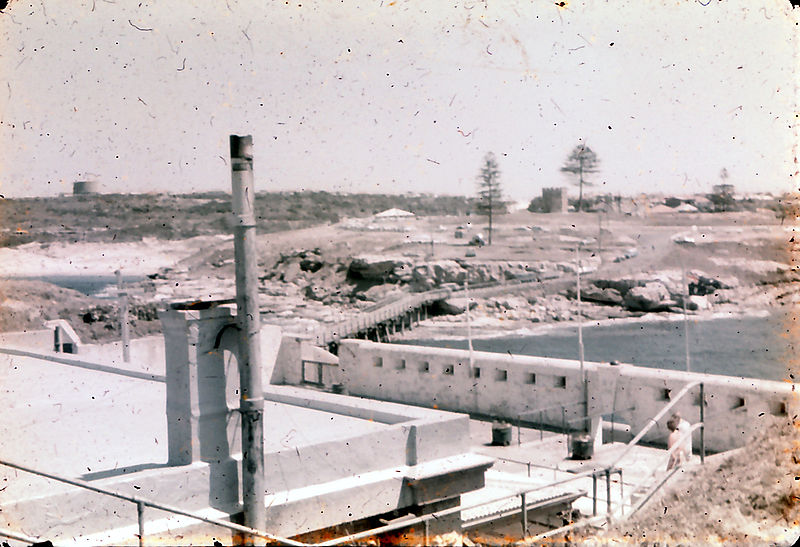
xmin=475 ymin=152 xmax=504 ymax=245
xmin=561 ymin=143 xmax=600 ymax=212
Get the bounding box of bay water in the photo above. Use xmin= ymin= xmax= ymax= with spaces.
xmin=396 ymin=312 xmax=795 ymax=382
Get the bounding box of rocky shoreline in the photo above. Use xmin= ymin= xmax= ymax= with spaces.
xmin=261 ymin=250 xmax=798 ymax=339
xmin=389 ymin=283 xmax=795 ymax=342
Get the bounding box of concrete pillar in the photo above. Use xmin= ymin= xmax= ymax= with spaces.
xmin=159 ymin=306 xmax=240 ymax=465
xmin=159 ymin=305 xmax=242 ymax=511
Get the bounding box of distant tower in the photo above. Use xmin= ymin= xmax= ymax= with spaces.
xmin=542 ymin=187 xmax=568 ymax=213
xmin=73 ymin=180 xmax=100 ymax=195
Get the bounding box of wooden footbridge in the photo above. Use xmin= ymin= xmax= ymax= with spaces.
xmin=313 ymin=288 xmax=451 ymax=352
xmin=312 ymin=274 xmax=544 ymax=353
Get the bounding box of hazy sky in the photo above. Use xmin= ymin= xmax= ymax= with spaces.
xmin=0 ymin=1 xmax=796 ymax=200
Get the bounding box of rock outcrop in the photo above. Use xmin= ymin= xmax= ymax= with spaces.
xmin=347 ymin=255 xmax=413 ymax=283
xmin=622 ymin=282 xmax=674 ymax=311
xmin=581 ymin=286 xmax=624 ymax=305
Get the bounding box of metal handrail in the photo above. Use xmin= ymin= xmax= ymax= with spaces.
xmin=0 ymin=458 xmax=306 ymax=547
xmin=318 ymin=458 xmax=626 ymax=546
xmin=320 ymin=393 xmax=707 ymax=547
xmin=515 ymin=400 xmax=587 ymax=446
xmin=490 ymin=454 xmax=563 ymax=479
xmin=609 ymin=380 xmax=703 ymax=470
xmin=0 ymin=527 xmax=50 ymax=546
xmin=313 ymin=287 xmax=452 ymax=346
xmin=564 ymin=407 xmax=636 ymax=426
xmin=312 ymin=272 xmax=544 ymax=347
xmin=621 ymin=422 xmax=704 ymax=518
xmin=317 ymin=466 xmax=598 ymax=546
xmin=518 ymin=400 xmax=586 ymax=418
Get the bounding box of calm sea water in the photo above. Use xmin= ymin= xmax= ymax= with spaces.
xmin=17 ymin=275 xmax=145 ymax=297
xmin=397 ymin=312 xmax=795 ymax=381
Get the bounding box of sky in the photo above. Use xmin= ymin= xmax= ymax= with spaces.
xmin=0 ymin=0 xmax=796 ymax=201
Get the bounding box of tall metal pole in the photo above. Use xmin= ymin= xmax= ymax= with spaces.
xmin=699 ymin=383 xmax=705 ymax=464
xmin=230 ymin=135 xmax=266 ymax=539
xmin=597 ymin=212 xmax=602 ymax=261
xmin=466 ymin=278 xmax=474 ymax=371
xmin=117 ymin=269 xmax=130 ymax=363
xmin=682 ymin=265 xmax=691 ymax=373
xmin=576 ymin=246 xmax=587 ymax=429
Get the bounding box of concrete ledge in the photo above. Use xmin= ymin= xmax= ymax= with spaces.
xmin=263 ymin=453 xmax=493 ymax=537
xmin=337 ymin=340 xmax=796 ymax=453
xmin=0 ymin=347 xmax=165 ymax=382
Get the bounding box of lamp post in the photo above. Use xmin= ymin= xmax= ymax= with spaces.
xmin=230 ymin=135 xmax=266 ymax=539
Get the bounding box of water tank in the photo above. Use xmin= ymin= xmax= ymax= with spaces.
xmin=73 ymin=180 xmax=100 ymax=195
xmin=570 ymin=433 xmax=594 ymax=460
xmin=491 ymin=421 xmax=512 ymax=446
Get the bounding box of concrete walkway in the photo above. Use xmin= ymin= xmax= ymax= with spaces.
xmin=464 ymin=418 xmax=681 ymax=525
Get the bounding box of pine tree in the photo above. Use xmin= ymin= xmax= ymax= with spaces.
xmin=475 ymin=152 xmax=504 ymax=245
xmin=561 ymin=143 xmax=600 ymax=212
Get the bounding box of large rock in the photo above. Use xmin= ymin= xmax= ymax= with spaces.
xmin=431 ymin=260 xmax=467 ymax=284
xmin=347 ymin=255 xmax=412 ymax=282
xmin=623 ymin=282 xmax=674 ymax=311
xmin=582 ymin=285 xmax=624 ymax=305
xmin=431 ymin=298 xmax=469 ymax=315
xmin=468 ymin=263 xmax=504 ymax=284
xmin=690 ymin=274 xmax=739 ymax=296
xmin=687 ymin=294 xmax=710 ymax=310
xmin=594 ymin=277 xmax=649 ymax=294
xmin=411 ymin=260 xmax=467 ymax=290
xmin=489 ymin=296 xmax=528 ymax=310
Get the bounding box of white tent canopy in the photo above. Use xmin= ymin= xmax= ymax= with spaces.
xmin=374 ymin=208 xmax=415 ymax=218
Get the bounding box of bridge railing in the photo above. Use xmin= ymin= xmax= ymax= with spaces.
xmin=0 ymin=459 xmax=305 ymax=547
xmin=313 ymin=288 xmax=451 ymax=346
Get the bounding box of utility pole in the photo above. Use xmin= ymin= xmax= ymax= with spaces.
xmin=466 ymin=278 xmax=474 ymax=371
xmin=597 ymin=211 xmax=603 ymax=262
xmin=116 ymin=269 xmax=130 ymax=363
xmin=230 ymin=135 xmax=266 ymax=539
xmin=682 ymin=265 xmax=691 ymax=373
xmin=576 ymin=246 xmax=588 ymax=429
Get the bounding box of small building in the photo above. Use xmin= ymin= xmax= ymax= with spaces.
xmin=712 ymin=183 xmax=735 ymax=196
xmin=73 ymin=180 xmax=100 ymax=195
xmin=541 ymin=187 xmax=567 ymax=213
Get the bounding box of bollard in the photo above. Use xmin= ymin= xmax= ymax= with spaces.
xmin=520 ymin=493 xmax=528 ymax=537
xmin=137 ymin=501 xmax=145 ymax=547
xmin=700 ymin=382 xmax=705 ymax=464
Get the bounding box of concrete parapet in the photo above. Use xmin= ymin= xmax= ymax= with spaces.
xmin=0 ymin=321 xmax=82 ymax=354
xmin=337 ymin=340 xmax=795 ymax=453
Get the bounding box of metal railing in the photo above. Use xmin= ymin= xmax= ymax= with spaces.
xmin=508 ymin=382 xmax=709 ymax=543
xmin=313 ymin=288 xmax=451 ymax=347
xmin=621 ymin=422 xmax=704 ymax=518
xmin=609 ymin=380 xmax=705 ymax=470
xmin=317 ymin=464 xmax=613 ymax=546
xmin=487 ymin=453 xmax=622 ymax=520
xmin=605 ymin=380 xmax=706 ymax=520
xmin=561 ymin=407 xmax=637 ymax=453
xmin=0 ymin=527 xmax=46 ymax=546
xmin=312 ymin=272 xmax=546 ymax=347
xmin=0 ymin=459 xmax=306 ymax=547
xmin=1 ymin=381 xmax=708 ymax=546
xmin=516 ymin=399 xmax=587 ymax=445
